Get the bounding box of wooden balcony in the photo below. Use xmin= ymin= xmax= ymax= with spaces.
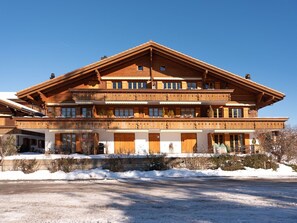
xmin=70 ymin=89 xmax=233 ymax=104
xmin=15 ymin=117 xmax=287 ymax=131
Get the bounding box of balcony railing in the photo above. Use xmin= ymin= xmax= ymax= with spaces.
xmin=70 ymin=89 xmax=233 ymax=103
xmin=15 ymin=117 xmax=287 ymax=130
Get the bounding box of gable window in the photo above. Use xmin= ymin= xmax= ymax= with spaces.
xmin=149 ymin=107 xmax=163 ymax=117
xmin=229 ymin=108 xmax=243 ymax=118
xmin=114 ymin=108 xmax=134 ymax=118
xmin=82 ymin=107 xmax=92 ymax=118
xmin=204 ymin=82 xmax=214 ymax=89
xmin=163 ymin=82 xmax=181 ymax=90
xmin=128 ymin=81 xmax=147 ymax=89
xmin=160 ymin=66 xmax=166 ymax=71
xmin=181 ymin=108 xmax=195 ymax=117
xmin=187 ymin=82 xmax=197 ymax=90
xmin=113 ymin=81 xmax=122 ymax=89
xmin=137 ymin=65 xmax=144 ymax=71
xmin=61 ymin=107 xmax=76 ymax=118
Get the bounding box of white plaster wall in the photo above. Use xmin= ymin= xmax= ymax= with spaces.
xmin=45 ymin=130 xmax=55 ymax=152
xmin=135 ymin=132 xmax=149 ymax=154
xmin=160 ymin=132 xmax=181 ymax=154
xmin=197 ymin=131 xmax=209 ymax=153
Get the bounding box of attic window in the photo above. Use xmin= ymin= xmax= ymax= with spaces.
xmin=160 ymin=66 xmax=166 ymax=71
xmin=137 ymin=65 xmax=143 ymax=71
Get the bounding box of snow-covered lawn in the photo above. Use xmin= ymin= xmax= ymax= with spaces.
xmin=1 ymin=163 xmax=297 ymax=181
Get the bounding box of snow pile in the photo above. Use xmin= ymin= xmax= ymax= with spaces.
xmin=0 ymin=164 xmax=296 ymax=181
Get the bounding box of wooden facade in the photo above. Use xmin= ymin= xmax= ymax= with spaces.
xmin=13 ymin=41 xmax=287 ymax=154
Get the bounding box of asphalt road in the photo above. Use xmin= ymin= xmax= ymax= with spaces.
xmin=1 ymin=178 xmax=297 ymax=223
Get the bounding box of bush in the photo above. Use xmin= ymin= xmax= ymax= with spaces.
xmin=105 ymin=156 xmax=124 ymax=172
xmin=210 ymin=155 xmax=245 ymax=171
xmin=243 ymin=154 xmax=279 ymax=170
xmin=13 ymin=159 xmax=39 ymax=174
xmin=146 ymin=155 xmax=168 ymax=171
xmin=167 ymin=157 xmax=214 ymax=170
xmin=48 ymin=158 xmax=92 ymax=173
xmin=289 ymin=164 xmax=297 ymax=172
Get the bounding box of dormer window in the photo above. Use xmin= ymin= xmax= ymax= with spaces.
xmin=160 ymin=66 xmax=166 ymax=71
xmin=137 ymin=65 xmax=143 ymax=71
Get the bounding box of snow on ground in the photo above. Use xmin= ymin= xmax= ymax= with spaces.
xmin=1 ymin=164 xmax=297 ymax=181
xmin=1 ymin=152 xmax=297 ymax=181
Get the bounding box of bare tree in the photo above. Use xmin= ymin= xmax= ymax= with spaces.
xmin=0 ymin=134 xmax=17 ymax=171
xmin=256 ymin=127 xmax=297 ymax=162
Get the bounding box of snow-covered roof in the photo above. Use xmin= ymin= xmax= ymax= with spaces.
xmin=0 ymin=92 xmax=43 ymax=116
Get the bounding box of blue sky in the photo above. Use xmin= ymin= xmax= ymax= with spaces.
xmin=0 ymin=0 xmax=296 ymax=126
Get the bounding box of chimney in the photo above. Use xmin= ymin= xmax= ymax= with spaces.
xmin=50 ymin=73 xmax=55 ymax=79
xmin=245 ymin=74 xmax=251 ymax=80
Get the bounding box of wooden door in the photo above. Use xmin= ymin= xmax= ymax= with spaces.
xmin=149 ymin=133 xmax=160 ymax=154
xmin=181 ymin=133 xmax=197 ymax=153
xmin=114 ymin=133 xmax=135 ymax=154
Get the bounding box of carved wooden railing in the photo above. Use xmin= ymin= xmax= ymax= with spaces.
xmin=70 ymin=89 xmax=233 ymax=103
xmin=15 ymin=117 xmax=287 ymax=130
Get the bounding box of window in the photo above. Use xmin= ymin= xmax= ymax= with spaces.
xmin=204 ymin=82 xmax=214 ymax=89
xmin=61 ymin=107 xmax=76 ymax=118
xmin=114 ymin=108 xmax=134 ymax=117
xmin=163 ymin=82 xmax=181 ymax=90
xmin=82 ymin=107 xmax=92 ymax=118
xmin=214 ymin=108 xmax=223 ymax=118
xmin=160 ymin=66 xmax=166 ymax=71
xmin=214 ymin=134 xmax=224 ymax=145
xmin=128 ymin=82 xmax=147 ymax=89
xmin=229 ymin=108 xmax=243 ymax=118
xmin=187 ymin=82 xmax=197 ymax=89
xmin=61 ymin=133 xmax=76 ymax=153
xmin=149 ymin=108 xmax=163 ymax=117
xmin=181 ymin=108 xmax=195 ymax=117
xmin=113 ymin=81 xmax=122 ymax=89
xmin=230 ymin=134 xmax=244 ymax=152
xmin=137 ymin=65 xmax=143 ymax=71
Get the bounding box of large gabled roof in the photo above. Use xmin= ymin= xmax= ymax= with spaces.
xmin=17 ymin=41 xmax=285 ymax=103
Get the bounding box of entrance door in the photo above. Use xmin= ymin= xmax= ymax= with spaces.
xmin=149 ymin=133 xmax=160 ymax=154
xmin=114 ymin=133 xmax=135 ymax=154
xmin=181 ymin=133 xmax=197 ymax=153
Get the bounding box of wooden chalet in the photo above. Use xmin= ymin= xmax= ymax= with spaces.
xmin=15 ymin=41 xmax=287 ymax=154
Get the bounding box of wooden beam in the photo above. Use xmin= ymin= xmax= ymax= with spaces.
xmin=256 ymin=92 xmax=264 ymax=108
xmin=150 ymin=47 xmax=153 ymax=81
xmin=38 ymin=91 xmax=48 ymax=103
xmin=259 ymin=96 xmax=275 ymax=108
xmin=95 ymin=69 xmax=101 ymax=82
xmin=202 ymin=70 xmax=208 ymax=82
